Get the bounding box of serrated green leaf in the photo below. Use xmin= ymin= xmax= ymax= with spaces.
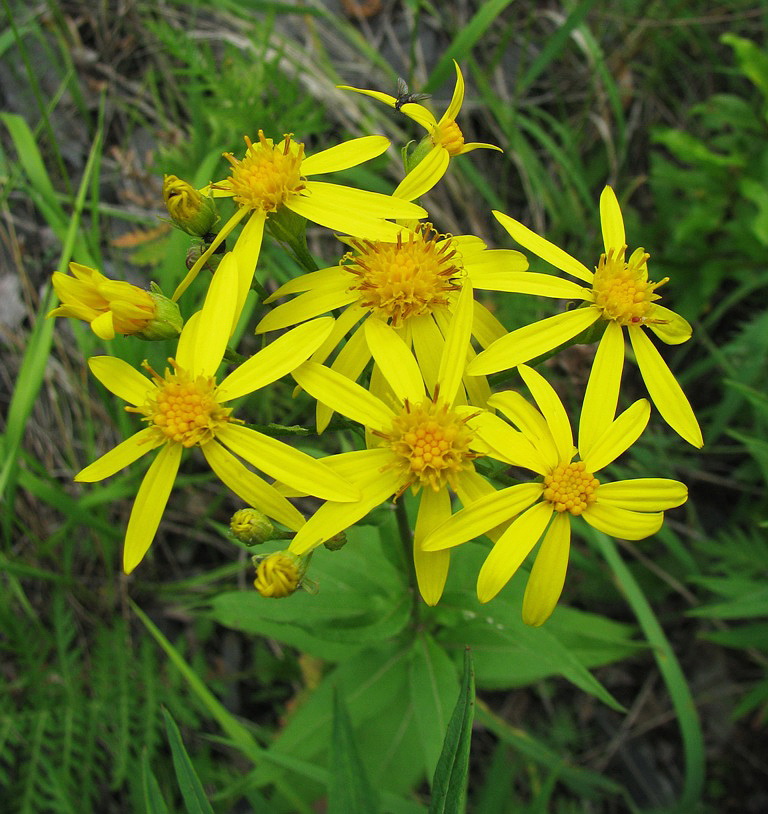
xmin=162 ymin=708 xmax=214 ymax=814
xmin=428 ymin=647 xmax=474 ymax=814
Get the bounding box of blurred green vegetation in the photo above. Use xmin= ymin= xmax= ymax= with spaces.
xmin=1 ymin=1 xmax=767 ymax=812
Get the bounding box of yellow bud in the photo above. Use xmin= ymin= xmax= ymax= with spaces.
xmin=230 ymin=509 xmax=275 ymax=546
xmin=162 ymin=175 xmax=218 ymax=237
xmin=253 ymin=551 xmax=305 ymax=598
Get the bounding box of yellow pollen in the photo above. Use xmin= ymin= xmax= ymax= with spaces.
xmin=592 ymin=245 xmax=669 ymax=326
xmin=542 ymin=461 xmax=600 ymax=516
xmin=434 ymin=120 xmax=465 ymax=156
xmin=220 ymin=131 xmax=306 ymax=212
xmin=381 ymin=398 xmax=477 ymax=493
xmin=128 ymin=359 xmax=236 ymax=447
xmin=344 ymin=224 xmax=462 ymax=325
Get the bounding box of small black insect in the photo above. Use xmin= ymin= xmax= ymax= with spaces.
xmin=394 ymin=77 xmax=431 ymax=111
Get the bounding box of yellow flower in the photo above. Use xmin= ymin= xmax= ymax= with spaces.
xmin=48 ymin=263 xmax=182 ymax=341
xmin=75 ymin=252 xmax=359 ymax=573
xmin=172 ymin=132 xmax=427 ymax=302
xmin=468 ymin=186 xmax=703 ymax=447
xmin=287 ymin=287 xmax=537 ymax=605
xmin=339 ymin=61 xmax=502 ymax=197
xmin=422 ymin=364 xmax=688 ymax=625
xmin=257 ymin=222 xmax=528 ymax=429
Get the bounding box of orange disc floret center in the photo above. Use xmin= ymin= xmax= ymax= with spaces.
xmin=385 ymin=398 xmax=476 ymax=492
xmin=543 ymin=461 xmax=599 ymax=515
xmin=132 ymin=360 xmax=234 ymax=448
xmin=344 ymin=224 xmax=462 ymax=325
xmin=592 ymin=246 xmax=668 ymax=326
xmin=223 ymin=131 xmax=306 ymax=212
xmin=434 ymin=120 xmax=465 ymax=156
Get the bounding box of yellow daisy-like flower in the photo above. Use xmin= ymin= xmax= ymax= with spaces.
xmin=422 ymin=364 xmax=688 ymax=625
xmin=468 ymin=186 xmax=702 ymax=447
xmin=258 ymin=222 xmax=530 ymax=429
xmin=287 ymin=287 xmax=545 ymax=605
xmin=172 ymin=131 xmax=427 ymax=302
xmin=48 ymin=263 xmax=182 ymax=341
xmin=339 ymin=61 xmax=502 ymax=197
xmin=76 ymin=253 xmax=359 ymax=573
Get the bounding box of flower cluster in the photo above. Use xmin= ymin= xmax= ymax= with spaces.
xmin=51 ymin=61 xmax=698 ymax=624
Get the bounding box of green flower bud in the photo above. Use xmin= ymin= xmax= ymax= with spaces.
xmin=163 ymin=175 xmax=218 ymax=237
xmin=323 ymin=531 xmax=348 ymax=551
xmin=230 ymin=508 xmax=276 ymax=546
xmin=134 ymin=286 xmax=184 ymax=341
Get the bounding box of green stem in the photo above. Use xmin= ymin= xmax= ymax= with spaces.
xmin=589 ymin=529 xmax=705 ymax=812
xmin=394 ymin=499 xmax=422 ymax=623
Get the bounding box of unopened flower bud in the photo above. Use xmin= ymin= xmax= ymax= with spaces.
xmin=323 ymin=531 xmax=347 ymax=551
xmin=48 ymin=262 xmax=181 ymax=341
xmin=253 ymin=550 xmax=306 ymax=598
xmin=163 ymin=175 xmax=218 ymax=237
xmin=230 ymin=508 xmax=275 ymax=546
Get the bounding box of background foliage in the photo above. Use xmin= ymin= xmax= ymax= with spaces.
xmin=1 ymin=1 xmax=767 ymax=812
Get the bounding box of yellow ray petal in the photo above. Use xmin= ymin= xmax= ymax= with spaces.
xmin=493 ymin=210 xmax=594 ymax=282
xmin=466 ymin=411 xmax=548 ymax=474
xmin=393 ymin=145 xmax=450 ymax=201
xmin=469 ymin=269 xmax=587 ymax=300
xmin=457 ymin=142 xmax=503 ymax=154
xmin=399 ymin=102 xmax=438 ymax=132
xmin=477 ymin=501 xmax=553 ymax=603
xmin=217 ymin=317 xmax=335 ymax=402
xmin=301 ymin=135 xmax=390 ymax=176
xmin=629 ymin=326 xmax=703 ymax=448
xmin=336 ymin=86 xmax=398 ymax=107
xmin=595 ymin=478 xmax=688 ymax=511
xmin=175 ymin=311 xmax=200 ymax=373
xmin=201 ymin=441 xmax=304 ymax=531
xmin=75 ymin=428 xmax=161 ymax=482
xmin=216 ymin=424 xmax=359 ymax=502
xmin=599 ymin=185 xmax=625 ymax=253
xmin=578 ymin=321 xmax=624 ymax=454
xmin=472 ymin=301 xmax=507 ymax=348
xmin=422 ymin=482 xmax=542 ymax=551
xmin=296 ymin=181 xmax=426 ymax=220
xmin=365 ymin=317 xmax=424 ymax=405
xmin=581 ymin=399 xmax=650 ymax=473
xmin=311 ymin=303 xmax=367 ymax=367
xmin=413 ymin=487 xmax=452 ymax=606
xmin=411 ymin=315 xmax=443 ymax=395
xmin=123 ymin=443 xmax=182 ymax=573
xmin=90 ymin=311 xmax=116 ymax=340
xmin=293 ymin=361 xmax=395 ymax=432
xmin=88 ymin=356 xmax=151 ymax=405
xmin=468 ymin=307 xmax=599 ymax=376
xmin=487 ymin=390 xmax=560 ymax=470
xmin=316 ymin=321 xmax=371 ymax=432
xmin=522 ymin=511 xmax=571 ymax=626
xmin=231 ymin=211 xmax=265 ymax=321
xmin=518 ymin=364 xmax=573 ymax=461
xmin=192 ymin=251 xmax=239 ymax=377
xmin=288 ymin=465 xmax=405 ymax=555
xmin=315 ymin=447 xmax=394 ymax=480
xmin=256 ymin=287 xmax=358 ymax=333
xmin=263 ymin=265 xmax=348 ymax=304
xmin=436 ymin=283 xmax=474 ymax=405
xmin=647 ymin=305 xmax=693 ymax=346
xmin=582 ymin=503 xmax=663 ymax=541
xmin=442 ymin=60 xmax=464 ymax=123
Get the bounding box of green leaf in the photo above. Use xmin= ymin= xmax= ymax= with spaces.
xmin=328 ymin=690 xmax=381 ymax=814
xmin=161 ymin=708 xmax=214 ymax=814
xmin=141 ymin=751 xmax=170 ymax=814
xmin=408 ymin=634 xmax=460 ymax=778
xmin=428 ymin=648 xmax=475 ymax=814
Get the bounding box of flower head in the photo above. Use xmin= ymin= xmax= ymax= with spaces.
xmin=339 ymin=61 xmax=501 ymax=193
xmin=48 ymin=263 xmax=182 ymax=341
xmin=287 ymin=287 xmax=535 ymax=605
xmin=75 ymin=252 xmax=359 ymax=573
xmin=257 ymin=223 xmax=527 ymax=429
xmin=230 ymin=509 xmax=276 ymax=546
xmin=172 ymin=132 xmax=427 ymax=302
xmin=469 ymin=186 xmax=703 ymax=447
xmin=423 ymin=364 xmax=688 ymax=625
